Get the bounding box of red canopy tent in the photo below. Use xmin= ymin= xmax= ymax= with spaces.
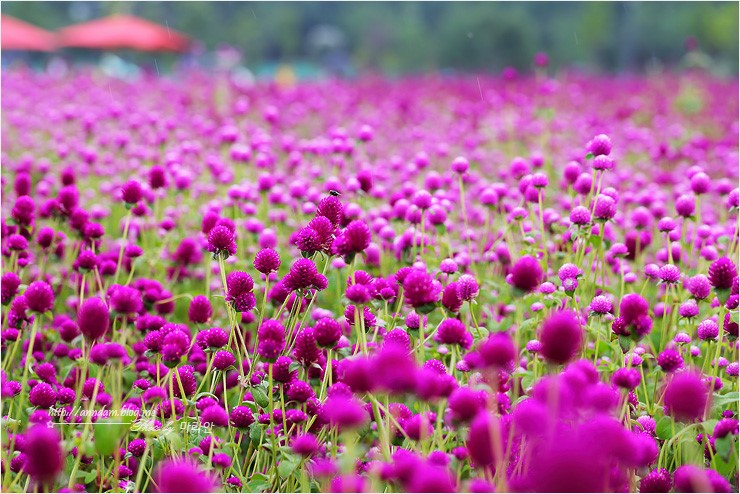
xmin=58 ymin=14 xmax=191 ymax=52
xmin=1 ymin=15 xmax=56 ymax=51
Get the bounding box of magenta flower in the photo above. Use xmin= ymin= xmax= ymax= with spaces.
xmin=509 ymin=256 xmax=543 ymax=293
xmin=207 ymin=225 xmax=237 ymax=259
xmin=663 ymin=371 xmax=709 ymax=422
xmin=539 ymin=309 xmax=583 ymax=365
xmin=152 ymin=459 xmax=217 ymax=493
xmin=77 ymin=297 xmax=110 ymax=341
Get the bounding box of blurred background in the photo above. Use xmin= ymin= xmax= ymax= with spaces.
xmin=2 ymin=1 xmax=739 ymax=78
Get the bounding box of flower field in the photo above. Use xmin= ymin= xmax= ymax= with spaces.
xmin=1 ymin=68 xmax=738 ymax=493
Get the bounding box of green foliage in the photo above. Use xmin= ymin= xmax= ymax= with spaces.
xmin=3 ymin=1 xmax=738 ymax=73
xmin=94 ymin=414 xmax=135 ymax=456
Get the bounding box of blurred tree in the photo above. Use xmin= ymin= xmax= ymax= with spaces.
xmin=2 ymin=1 xmax=737 ymax=74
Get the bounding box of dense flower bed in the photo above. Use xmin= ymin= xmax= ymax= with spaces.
xmin=1 ymin=68 xmax=738 ymax=493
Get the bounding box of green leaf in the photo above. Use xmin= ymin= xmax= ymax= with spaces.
xmin=82 ymin=470 xmax=98 ymax=484
xmin=585 ymin=152 xmax=594 ymax=160
xmin=245 ymin=473 xmax=271 ymax=493
xmin=713 ymin=391 xmax=739 ymax=408
xmin=713 ymin=450 xmax=737 ymax=478
xmin=655 ymin=416 xmax=673 ymax=440
xmin=277 ymin=453 xmax=301 ymax=478
xmin=416 ymin=302 xmax=438 ymax=315
xmin=715 ymin=435 xmax=734 ymax=461
xmin=520 ymin=371 xmax=535 ymax=391
xmin=701 ymin=419 xmax=719 ymax=438
xmin=617 ymin=335 xmax=633 ymax=354
xmin=249 ymin=422 xmax=265 ymax=447
xmin=94 ymin=416 xmax=133 ymax=456
xmin=194 ymin=392 xmax=219 ymax=402
xmin=588 ymin=235 xmax=602 ymax=249
xmin=251 ymin=387 xmax=270 ymax=408
xmin=679 ymin=436 xmax=703 ymax=465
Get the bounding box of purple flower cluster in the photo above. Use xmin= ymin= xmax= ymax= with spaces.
xmin=0 ymin=66 xmax=737 ymax=493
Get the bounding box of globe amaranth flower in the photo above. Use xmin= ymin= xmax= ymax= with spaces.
xmin=593 ymin=194 xmax=617 ymax=221
xmin=24 ymin=424 xmax=64 ymax=488
xmin=675 ymin=194 xmax=695 ymax=218
xmin=206 ymin=225 xmax=237 ymax=259
xmin=346 ymin=283 xmax=371 ymax=304
xmin=439 ymin=258 xmax=458 ymax=274
xmin=657 ymin=347 xmax=684 ymax=373
xmin=476 ymin=332 xmax=515 ymax=370
xmin=29 ymin=382 xmax=57 ymax=408
xmin=663 ymin=371 xmax=708 ymax=422
xmin=558 ymin=263 xmax=581 ymax=281
xmin=569 ymin=206 xmax=591 ymax=226
xmin=689 ymin=172 xmax=711 ymax=195
xmin=713 ymin=418 xmax=739 ymax=440
xmin=434 ymin=318 xmax=472 ymax=349
xmin=673 ymin=465 xmax=730 ymax=493
xmin=639 ymin=468 xmax=672 ymax=493
xmin=614 ymin=293 xmax=652 ymax=339
xmin=78 ymin=297 xmax=110 ymax=341
xmin=160 ymin=329 xmax=190 ymax=365
xmin=283 ymin=258 xmax=328 ymax=292
xmin=456 ymin=274 xmax=479 ymax=301
xmin=108 ymin=284 xmax=143 ymax=315
xmin=316 ymin=195 xmax=343 ymax=228
xmin=121 ymin=180 xmax=143 ymax=205
xmin=296 ymin=216 xmax=335 ymax=255
xmin=11 ymin=195 xmax=36 ymax=228
xmin=589 ymin=295 xmax=613 ymax=314
xmin=323 ymin=395 xmax=369 ymax=430
xmin=466 ymin=412 xmax=504 ymax=470
xmin=697 ymin=319 xmax=719 ymax=341
xmin=257 ymin=319 xmax=286 ymax=362
xmin=196 ymin=327 xmax=229 ymax=350
xmin=678 ymin=300 xmax=699 ymax=318
xmin=225 ymin=271 xmax=255 ymax=312
xmin=293 ymin=328 xmax=321 ymax=366
xmin=441 ymin=282 xmax=463 ymax=313
xmin=333 ymin=220 xmax=371 ymax=259
xmin=383 ymin=328 xmax=410 ymax=351
xmin=708 ymin=257 xmax=737 ymax=292
xmin=291 ymin=433 xmax=320 ymax=457
xmin=539 ymin=309 xmax=583 ymax=365
xmin=451 ymin=156 xmax=469 ymax=174
xmin=612 ymin=368 xmax=641 ymax=390
xmin=592 ymin=155 xmax=614 ymax=171
xmin=152 ymin=459 xmax=217 ymax=493
xmin=254 ymin=248 xmax=281 ymax=275
xmin=344 ymin=305 xmax=376 ymax=329
xmin=1 ymin=272 xmax=22 ymax=305
xmin=686 ymin=274 xmax=712 ymax=300
xmin=587 ymin=134 xmax=612 ymax=157
xmin=188 ymin=295 xmax=212 ymax=324
xmin=230 ymin=406 xmax=254 ymax=429
xmin=201 ymin=405 xmax=229 ymax=427
xmin=149 ymin=166 xmax=167 ymax=189
xmin=448 ymin=387 xmax=486 ymax=422
xmin=403 ymin=269 xmax=441 ymax=311
xmin=7 ymin=234 xmax=28 ymax=251
xmin=658 ymin=264 xmax=681 ymax=284
xmin=7 ymin=296 xmax=32 ymax=329
xmin=314 ymin=317 xmax=342 ymax=348
xmin=24 ymin=281 xmax=54 ymax=313
xmin=509 ymin=255 xmax=543 ymax=293
xmin=211 ymin=350 xmax=236 ymax=371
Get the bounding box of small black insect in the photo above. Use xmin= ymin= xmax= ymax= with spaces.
xmin=329 ymin=190 xmax=341 ymax=197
